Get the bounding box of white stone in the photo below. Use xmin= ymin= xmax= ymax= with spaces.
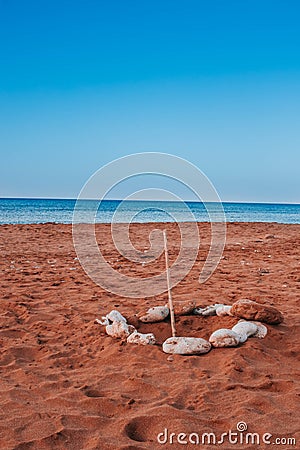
xmin=193 ymin=304 xmax=224 ymax=316
xmin=248 ymin=321 xmax=268 ymax=339
xmin=232 ymin=321 xmax=258 ymax=343
xmin=106 ymin=321 xmax=135 ymax=339
xmin=127 ymin=330 xmax=156 ymax=345
xmin=216 ymin=305 xmax=233 ymax=317
xmin=138 ymin=306 xmax=169 ymax=323
xmin=106 ymin=310 xmax=127 ymax=323
xmin=209 ymin=329 xmax=240 ymax=347
xmin=162 ymin=337 xmax=211 ymax=355
xmin=95 ymin=309 xmax=135 ymax=339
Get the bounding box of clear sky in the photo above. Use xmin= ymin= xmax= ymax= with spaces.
xmin=0 ymin=0 xmax=299 ymax=202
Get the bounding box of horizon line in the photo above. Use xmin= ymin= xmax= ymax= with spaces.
xmin=0 ymin=196 xmax=299 ymax=206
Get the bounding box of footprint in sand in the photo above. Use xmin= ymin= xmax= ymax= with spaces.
xmin=124 ymin=416 xmax=151 ymax=442
xmin=81 ymin=387 xmax=104 ymax=398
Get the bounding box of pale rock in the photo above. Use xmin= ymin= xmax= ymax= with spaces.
xmin=138 ymin=306 xmax=169 ymax=323
xmin=127 ymin=330 xmax=156 ymax=345
xmin=162 ymin=337 xmax=211 ymax=355
xmin=209 ymin=329 xmax=240 ymax=347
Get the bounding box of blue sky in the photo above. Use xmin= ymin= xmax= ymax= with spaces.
xmin=0 ymin=0 xmax=299 ymax=202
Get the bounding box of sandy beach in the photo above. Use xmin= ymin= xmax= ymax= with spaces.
xmin=0 ymin=222 xmax=299 ymax=449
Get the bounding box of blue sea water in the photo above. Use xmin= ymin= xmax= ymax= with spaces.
xmin=0 ymin=198 xmax=299 ymax=224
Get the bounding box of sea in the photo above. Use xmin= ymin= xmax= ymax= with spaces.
xmin=0 ymin=198 xmax=299 ymax=224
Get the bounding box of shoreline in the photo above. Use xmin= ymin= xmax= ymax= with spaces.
xmin=1 ymin=220 xmax=300 ymax=225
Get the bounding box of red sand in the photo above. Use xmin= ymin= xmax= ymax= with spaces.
xmin=0 ymin=222 xmax=299 ymax=449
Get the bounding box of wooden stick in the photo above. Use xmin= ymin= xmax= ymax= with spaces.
xmin=163 ymin=230 xmax=176 ymax=337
